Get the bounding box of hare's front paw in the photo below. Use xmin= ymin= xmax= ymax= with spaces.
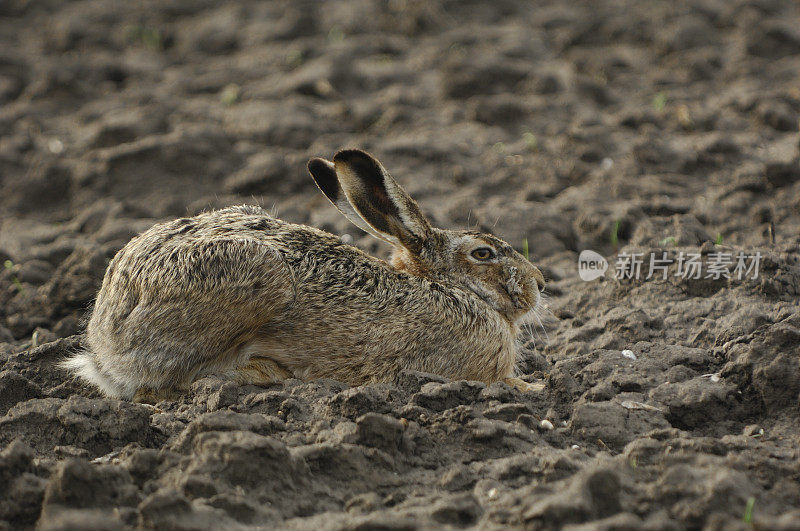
xmin=504 ymin=377 xmax=546 ymax=393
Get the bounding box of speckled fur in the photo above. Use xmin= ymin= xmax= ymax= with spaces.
xmin=63 ymin=150 xmax=545 ymax=400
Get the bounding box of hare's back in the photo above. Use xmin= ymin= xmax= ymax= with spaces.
xmin=104 ymin=206 xmax=298 ymax=293
xmin=151 ymin=205 xmax=285 ymax=242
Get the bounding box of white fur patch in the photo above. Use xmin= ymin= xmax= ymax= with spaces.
xmin=449 ymin=235 xmax=485 ymax=255
xmin=60 ymin=351 xmax=129 ymax=399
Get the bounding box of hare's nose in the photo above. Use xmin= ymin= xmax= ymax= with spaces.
xmin=532 ymin=266 xmax=545 ymax=292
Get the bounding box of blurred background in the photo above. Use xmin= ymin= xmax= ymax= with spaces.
xmin=0 ymin=0 xmax=799 ymax=340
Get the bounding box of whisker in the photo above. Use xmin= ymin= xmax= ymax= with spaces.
xmin=522 ymin=322 xmax=532 ymax=345
xmin=535 ymin=313 xmax=549 ymax=342
xmin=541 ymin=307 xmax=558 ymax=323
xmin=527 ymin=321 xmax=540 ymax=344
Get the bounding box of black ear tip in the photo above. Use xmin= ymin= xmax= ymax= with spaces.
xmin=308 ymin=157 xmax=334 ymax=175
xmin=333 ymin=149 xmax=373 ymax=165
xmin=308 ymin=157 xmax=340 ymax=199
xmin=333 ymin=149 xmax=384 ymax=181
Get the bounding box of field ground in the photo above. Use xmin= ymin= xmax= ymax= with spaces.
xmin=1 ymin=0 xmax=800 ymax=528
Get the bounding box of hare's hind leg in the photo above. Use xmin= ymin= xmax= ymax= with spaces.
xmin=235 ymin=356 xmax=292 ymax=386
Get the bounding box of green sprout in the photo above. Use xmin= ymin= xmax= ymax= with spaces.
xmin=660 ymin=236 xmax=678 ymax=246
xmin=3 ymin=260 xmax=25 ymax=294
xmin=285 ymin=49 xmax=304 ymax=68
xmin=522 ymin=238 xmax=529 ymax=260
xmin=653 ymin=92 xmax=667 ymax=113
xmin=610 ymin=220 xmax=621 ymax=247
xmin=743 ymin=497 xmax=755 ymax=524
xmin=492 ymin=142 xmax=506 ymax=154
xmin=523 ymin=131 xmax=538 ymax=152
xmin=328 ymin=26 xmax=345 ymax=43
xmin=375 ymin=54 xmax=395 ymax=65
xmin=220 ymin=84 xmax=240 ymax=106
xmin=715 ymin=233 xmax=723 ymax=245
xmin=285 ymin=48 xmax=303 ymax=68
xmin=127 ymin=25 xmax=163 ymax=51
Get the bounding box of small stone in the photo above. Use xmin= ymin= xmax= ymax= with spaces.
xmin=539 ymin=419 xmax=554 ymax=431
xmin=743 ymin=424 xmax=765 ymax=437
xmin=47 ymin=139 xmax=64 ymax=154
xmin=621 ymin=349 xmax=637 ymax=360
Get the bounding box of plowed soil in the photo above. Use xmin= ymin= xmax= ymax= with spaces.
xmin=1 ymin=0 xmax=799 ymax=529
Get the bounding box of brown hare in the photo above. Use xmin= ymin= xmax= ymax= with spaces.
xmin=63 ymin=149 xmax=546 ymax=402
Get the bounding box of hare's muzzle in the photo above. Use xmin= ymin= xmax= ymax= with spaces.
xmin=502 ymin=263 xmax=541 ymax=311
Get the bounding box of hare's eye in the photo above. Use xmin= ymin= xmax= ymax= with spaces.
xmin=471 ymin=248 xmax=495 ymax=261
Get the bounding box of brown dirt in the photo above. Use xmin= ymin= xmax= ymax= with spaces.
xmin=1 ymin=0 xmax=800 ymax=529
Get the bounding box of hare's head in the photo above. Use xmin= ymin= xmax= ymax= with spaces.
xmin=308 ymin=149 xmax=545 ymax=326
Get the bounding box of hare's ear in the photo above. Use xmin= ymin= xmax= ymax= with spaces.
xmin=308 ymin=157 xmax=390 ymax=243
xmin=331 ymin=149 xmax=432 ymax=251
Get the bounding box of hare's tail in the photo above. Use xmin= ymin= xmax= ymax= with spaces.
xmin=60 ymin=349 xmax=131 ymax=399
